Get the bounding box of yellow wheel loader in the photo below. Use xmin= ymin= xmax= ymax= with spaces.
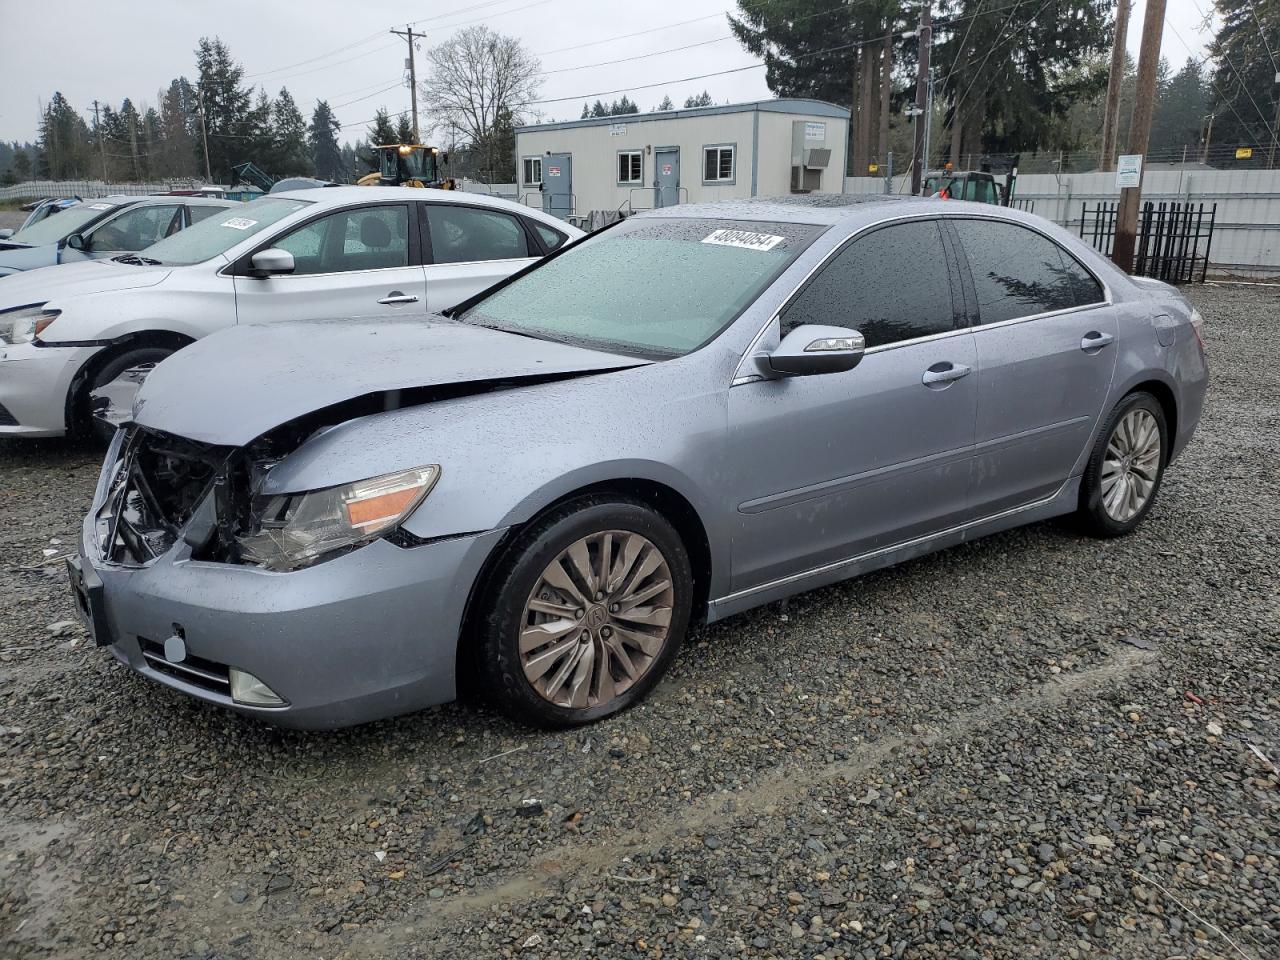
xmin=357 ymin=144 xmax=456 ymax=189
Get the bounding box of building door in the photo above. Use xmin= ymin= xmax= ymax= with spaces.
xmin=654 ymin=148 xmax=680 ymax=207
xmin=540 ymin=154 xmax=573 ymax=218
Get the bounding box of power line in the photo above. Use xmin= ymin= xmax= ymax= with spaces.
xmin=538 ymin=35 xmax=737 ymax=77
xmin=1185 ymin=0 xmax=1274 ymax=129
xmin=1166 ymin=20 xmax=1267 ymax=148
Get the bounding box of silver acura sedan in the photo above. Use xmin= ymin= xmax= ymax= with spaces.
xmin=71 ymin=196 xmax=1208 ymax=729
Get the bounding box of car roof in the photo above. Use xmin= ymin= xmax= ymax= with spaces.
xmin=631 ymin=194 xmax=934 ymax=226
xmin=265 ymin=185 xmax=579 ymax=233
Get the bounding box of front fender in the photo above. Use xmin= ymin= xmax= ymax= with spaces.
xmin=39 ymin=288 xmax=236 ymax=344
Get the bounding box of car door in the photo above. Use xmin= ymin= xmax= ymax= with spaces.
xmin=726 ymin=218 xmax=978 ymax=593
xmin=232 ymin=202 xmax=428 ymax=325
xmin=419 ymin=202 xmax=542 ymax=313
xmin=68 ymin=203 xmax=183 ymax=261
xmin=947 ymin=217 xmax=1116 ymax=515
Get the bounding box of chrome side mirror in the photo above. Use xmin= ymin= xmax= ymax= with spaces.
xmin=759 ymin=324 xmax=865 ymax=377
xmin=249 ymin=248 xmax=295 ymax=277
xmin=65 ymin=232 xmax=86 ymax=251
xmin=0 ymin=228 xmax=13 ymax=240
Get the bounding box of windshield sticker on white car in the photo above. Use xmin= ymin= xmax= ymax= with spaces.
xmin=220 ymin=217 xmax=258 ymax=230
xmin=701 ymin=229 xmax=784 ymax=252
xmin=88 ymin=203 xmax=113 ymax=211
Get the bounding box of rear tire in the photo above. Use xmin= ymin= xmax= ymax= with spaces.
xmin=1077 ymin=391 xmax=1168 ymax=538
xmin=475 ymin=495 xmax=693 ymax=728
xmin=80 ymin=346 xmax=173 ymax=445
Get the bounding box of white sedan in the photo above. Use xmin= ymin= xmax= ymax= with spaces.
xmin=0 ymin=187 xmax=582 ymax=439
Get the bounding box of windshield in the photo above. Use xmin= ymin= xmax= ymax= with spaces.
xmin=459 ymin=218 xmax=821 ymax=357
xmin=9 ymin=200 xmax=122 ymax=246
xmin=137 ymin=197 xmax=310 ymax=266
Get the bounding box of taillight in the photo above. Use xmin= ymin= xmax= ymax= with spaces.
xmin=1189 ymin=308 xmax=1205 ymax=351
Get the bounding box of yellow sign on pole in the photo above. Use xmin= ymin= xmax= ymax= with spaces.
xmin=1236 ymin=147 xmax=1253 ymax=159
xmin=868 ymin=163 xmax=879 ymax=174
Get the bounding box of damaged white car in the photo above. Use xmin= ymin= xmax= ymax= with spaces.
xmin=0 ymin=187 xmax=580 ymax=440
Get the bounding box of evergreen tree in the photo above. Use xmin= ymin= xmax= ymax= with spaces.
xmin=37 ymin=92 xmax=93 ymax=179
xmin=271 ymin=87 xmax=311 ymax=175
xmin=581 ymin=102 xmax=590 ymax=119
xmin=309 ymin=100 xmax=343 ymax=181
xmin=364 ymin=108 xmax=398 ymax=169
xmin=683 ymin=91 xmax=714 ymax=108
xmin=589 ymin=99 xmax=609 ymax=118
xmin=656 ymin=95 xmax=674 ymax=111
xmin=157 ymin=78 xmax=198 ymax=178
xmin=12 ymin=148 xmax=32 ymax=181
xmin=1208 ymin=0 xmax=1279 ymax=163
xmin=395 ymin=113 xmax=415 ymax=144
xmin=117 ymin=98 xmax=144 ymax=180
xmin=339 ymin=142 xmax=358 ymax=181
xmin=195 ymin=36 xmax=255 ymax=182
xmin=1150 ymin=58 xmax=1210 ymax=158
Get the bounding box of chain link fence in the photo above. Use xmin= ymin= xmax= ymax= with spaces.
xmin=0 ymin=179 xmax=208 ymax=204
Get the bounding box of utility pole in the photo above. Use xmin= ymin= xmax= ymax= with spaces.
xmin=1111 ymin=0 xmax=1167 ymax=273
xmin=390 ymin=25 xmax=421 ymax=142
xmin=197 ymin=87 xmax=212 ymax=183
xmin=92 ymin=99 xmax=108 ymax=181
xmin=1201 ymin=112 xmax=1215 ymax=165
xmin=1099 ymin=0 xmax=1131 ymax=173
xmin=128 ymin=113 xmax=140 ymax=182
xmin=911 ymin=1 xmax=932 ymax=195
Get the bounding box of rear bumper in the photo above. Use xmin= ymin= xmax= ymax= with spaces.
xmin=79 ymin=515 xmax=505 ymax=729
xmin=0 ymin=342 xmax=100 ymax=436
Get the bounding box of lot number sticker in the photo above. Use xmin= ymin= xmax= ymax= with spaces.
xmin=702 ymin=229 xmax=784 ymax=252
xmin=548 ymin=166 xmax=561 ymax=176
xmin=88 ymin=202 xmax=113 ymax=210
xmin=220 ymin=217 xmax=258 ymax=230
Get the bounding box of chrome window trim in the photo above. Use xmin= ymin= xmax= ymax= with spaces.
xmin=731 ymin=209 xmax=1116 ymax=383
xmin=940 ymin=211 xmax=1114 ymax=311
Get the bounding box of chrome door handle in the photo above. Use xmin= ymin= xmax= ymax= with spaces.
xmin=377 ymin=291 xmax=419 ymax=305
xmin=1081 ymin=331 xmax=1114 ymax=351
xmin=922 ymin=362 xmax=972 ymax=386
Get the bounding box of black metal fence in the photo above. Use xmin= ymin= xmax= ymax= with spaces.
xmin=1079 ymin=200 xmax=1217 ymax=283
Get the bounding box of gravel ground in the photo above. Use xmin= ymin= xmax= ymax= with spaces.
xmin=1 ymin=283 xmax=1276 ymax=960
xmin=0 ymin=210 xmax=26 ymax=233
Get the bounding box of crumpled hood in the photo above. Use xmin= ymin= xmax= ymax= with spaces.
xmin=0 ymin=258 xmax=170 ymax=308
xmin=134 ymin=316 xmax=653 ymax=446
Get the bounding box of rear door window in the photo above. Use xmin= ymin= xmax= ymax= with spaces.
xmin=425 ymin=205 xmax=530 ymax=264
xmin=950 ymin=219 xmax=1103 ymax=324
xmin=781 ymin=219 xmax=958 ymax=348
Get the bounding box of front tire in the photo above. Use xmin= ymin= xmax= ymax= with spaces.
xmin=1077 ymin=391 xmax=1168 ymax=537
xmin=80 ymin=346 xmax=173 ymax=444
xmin=476 ymin=496 xmax=693 ymax=727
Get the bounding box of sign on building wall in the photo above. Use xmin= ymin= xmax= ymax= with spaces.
xmin=804 ymin=122 xmax=826 ymax=142
xmin=1236 ymin=147 xmax=1253 ymax=160
xmin=1115 ymin=154 xmax=1143 ymax=189
xmin=610 ymin=124 xmax=627 ymax=136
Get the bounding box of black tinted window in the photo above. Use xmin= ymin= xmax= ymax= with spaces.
xmin=781 ymin=220 xmax=956 ymax=348
xmin=427 ymin=205 xmax=529 ymax=264
xmin=951 ymin=219 xmax=1102 ymax=323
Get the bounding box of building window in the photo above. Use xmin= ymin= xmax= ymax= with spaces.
xmin=703 ymin=144 xmax=735 ymax=184
xmin=617 ymin=150 xmax=643 ymax=184
xmin=522 ymin=156 xmax=542 ymax=186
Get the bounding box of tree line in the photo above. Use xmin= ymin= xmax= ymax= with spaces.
xmin=2 ymin=38 xmax=392 ymax=187
xmin=732 ymin=0 xmax=1278 ymax=173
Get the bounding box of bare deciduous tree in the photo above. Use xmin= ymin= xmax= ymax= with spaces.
xmin=420 ymin=26 xmax=541 ymax=179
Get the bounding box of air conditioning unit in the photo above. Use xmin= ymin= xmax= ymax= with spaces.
xmin=790 ymin=166 xmax=823 ymax=193
xmin=802 ymin=148 xmax=831 ymax=169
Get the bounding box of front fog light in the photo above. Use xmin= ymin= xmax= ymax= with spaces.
xmin=229 ymin=668 xmax=285 ymax=707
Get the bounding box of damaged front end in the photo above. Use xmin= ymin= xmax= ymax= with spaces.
xmin=95 ymin=423 xmax=439 ymax=573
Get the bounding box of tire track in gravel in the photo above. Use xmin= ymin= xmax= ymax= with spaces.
xmin=378 ymin=645 xmax=1159 ymax=939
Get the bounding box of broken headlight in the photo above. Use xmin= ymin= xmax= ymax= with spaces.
xmin=2 ymin=305 xmax=59 ymax=345
xmin=236 ymin=465 xmax=440 ymax=571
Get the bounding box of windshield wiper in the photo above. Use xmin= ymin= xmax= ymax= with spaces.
xmin=112 ymin=254 xmax=163 ymax=266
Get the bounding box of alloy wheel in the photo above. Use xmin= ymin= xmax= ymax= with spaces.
xmin=1101 ymin=408 xmax=1162 ymax=522
xmin=519 ymin=530 xmax=674 ymax=710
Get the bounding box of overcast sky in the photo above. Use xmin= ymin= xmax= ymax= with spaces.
xmin=0 ymin=0 xmax=1214 ymax=145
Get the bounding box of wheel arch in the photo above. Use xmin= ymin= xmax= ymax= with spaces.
xmin=66 ymin=329 xmax=197 ymax=436
xmin=1122 ymin=377 xmax=1178 ymax=462
xmin=454 ymin=477 xmax=715 ymax=694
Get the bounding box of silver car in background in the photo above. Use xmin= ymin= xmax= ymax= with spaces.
xmin=0 ymin=195 xmax=235 ymax=276
xmin=71 ymin=196 xmax=1208 ymax=729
